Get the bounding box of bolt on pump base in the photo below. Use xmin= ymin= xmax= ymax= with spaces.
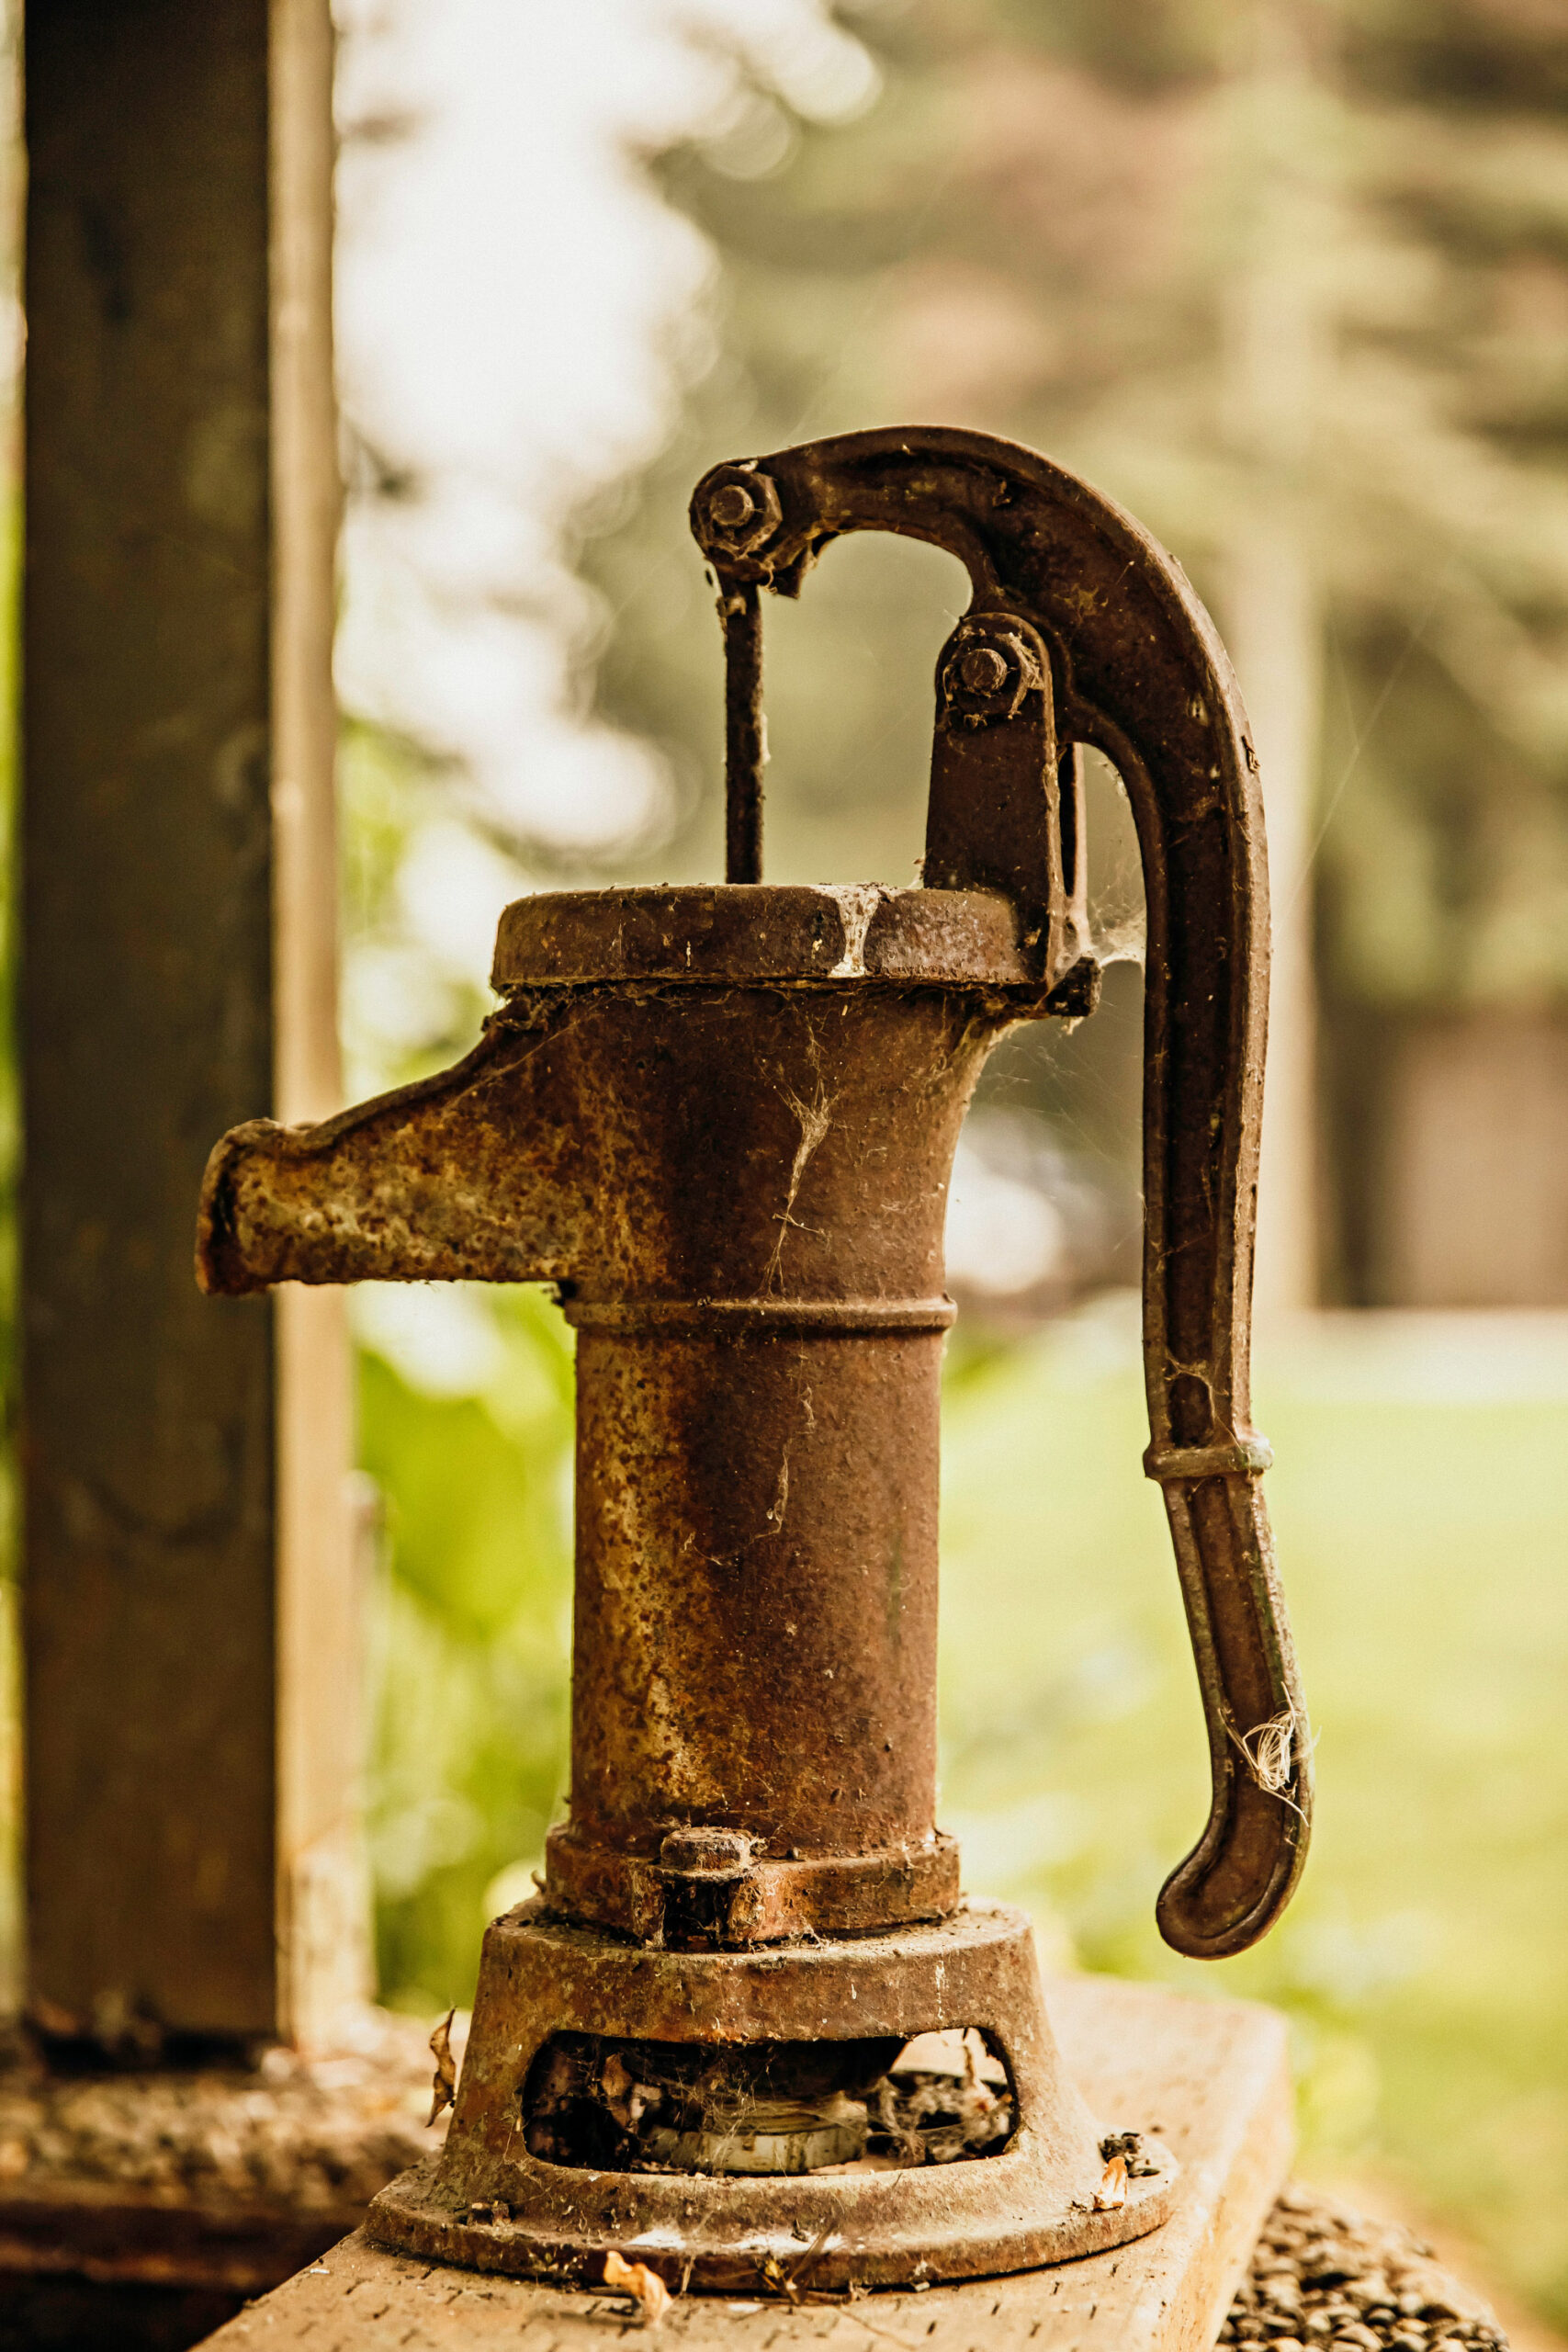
xmin=197 ymin=427 xmax=1311 ymax=2291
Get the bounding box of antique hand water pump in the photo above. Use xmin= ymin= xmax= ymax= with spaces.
xmin=199 ymin=427 xmax=1309 ymax=2290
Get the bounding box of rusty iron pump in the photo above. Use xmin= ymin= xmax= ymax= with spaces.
xmin=199 ymin=427 xmax=1310 ymax=2290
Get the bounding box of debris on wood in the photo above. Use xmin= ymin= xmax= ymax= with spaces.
xmin=426 ymin=2008 xmax=457 ymax=2128
xmin=1093 ymin=2153 xmax=1129 ymax=2210
xmin=604 ymin=2247 xmax=671 ymax=2327
xmin=464 ymin=2197 xmax=512 ymax=2226
xmin=868 ymin=2028 xmax=1014 ymax=2165
xmin=522 ymin=2025 xmax=1014 ymax=2176
xmin=601 ymin=2050 xmax=660 ymax=2133
xmin=1100 ymin=2128 xmax=1161 ymax=2177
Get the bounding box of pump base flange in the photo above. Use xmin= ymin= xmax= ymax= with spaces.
xmin=365 ymin=1899 xmax=1178 ymax=2290
xmin=368 ymin=2141 xmax=1176 ymax=2293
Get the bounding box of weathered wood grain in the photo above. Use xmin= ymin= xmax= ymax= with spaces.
xmin=20 ymin=0 xmax=356 ymax=2052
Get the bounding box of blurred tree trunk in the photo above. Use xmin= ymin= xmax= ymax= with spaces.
xmin=1227 ymin=527 xmax=1323 ymax=1313
xmin=1221 ymin=0 xmax=1333 ymax=1312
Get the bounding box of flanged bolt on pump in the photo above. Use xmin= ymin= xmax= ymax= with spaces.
xmin=197 ymin=426 xmax=1311 ymax=2291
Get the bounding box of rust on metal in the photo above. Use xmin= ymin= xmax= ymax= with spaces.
xmin=197 ymin=425 xmax=1310 ymax=2287
xmin=367 ymin=1902 xmax=1176 ymax=2291
xmin=687 ymin=427 xmax=1312 ymax=1956
xmin=202 ymin=912 xmax=1049 ymax=1950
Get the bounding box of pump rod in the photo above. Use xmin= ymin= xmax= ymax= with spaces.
xmin=721 ymin=580 xmax=764 ymax=882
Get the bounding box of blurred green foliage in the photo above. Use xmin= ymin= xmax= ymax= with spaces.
xmin=361 ymin=1287 xmax=574 ymax=2013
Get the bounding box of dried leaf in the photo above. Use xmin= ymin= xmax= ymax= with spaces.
xmin=1093 ymin=2154 xmax=1129 ymax=2211
xmin=604 ymin=2249 xmax=671 ymax=2328
xmin=426 ymin=2008 xmax=457 ymax=2128
xmin=600 ymin=2051 xmax=636 ymax=2127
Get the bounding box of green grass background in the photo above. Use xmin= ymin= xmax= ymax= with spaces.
xmin=939 ymin=1301 xmax=1568 ymax=2322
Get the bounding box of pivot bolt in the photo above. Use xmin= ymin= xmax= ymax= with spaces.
xmin=942 ymin=623 xmax=1042 ymax=726
xmin=959 ymin=645 xmax=1010 ymax=697
xmin=708 ymin=482 xmax=756 ymax=530
xmin=660 ymin=1826 xmax=754 ymax=1876
xmin=694 ymin=466 xmax=783 ymax=560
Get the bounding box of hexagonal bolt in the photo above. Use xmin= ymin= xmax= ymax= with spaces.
xmin=708 ymin=482 xmax=756 ymax=532
xmin=695 ymin=467 xmax=783 ymax=560
xmin=660 ymin=1826 xmax=755 ymax=1877
xmin=942 ymin=626 xmax=1041 ymax=724
xmin=958 ymin=644 xmax=1010 ymax=698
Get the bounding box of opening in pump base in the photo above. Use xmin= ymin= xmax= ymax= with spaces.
xmin=364 ymin=1900 xmax=1178 ymax=2291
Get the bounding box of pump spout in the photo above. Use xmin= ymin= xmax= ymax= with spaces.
xmin=197 ymin=1008 xmax=593 ymax=1296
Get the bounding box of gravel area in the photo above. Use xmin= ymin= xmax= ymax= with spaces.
xmin=1225 ymin=2188 xmax=1507 ymax=2352
xmin=0 ymin=2007 xmax=446 ymax=2213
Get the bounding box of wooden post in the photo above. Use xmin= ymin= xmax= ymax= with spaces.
xmin=269 ymin=0 xmax=368 ymax=2054
xmin=20 ymin=0 xmax=363 ymax=2052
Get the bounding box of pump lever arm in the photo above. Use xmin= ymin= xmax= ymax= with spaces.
xmin=692 ymin=427 xmax=1310 ymax=1959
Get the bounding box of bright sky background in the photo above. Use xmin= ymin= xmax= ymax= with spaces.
xmin=333 ymin=0 xmax=878 ymax=857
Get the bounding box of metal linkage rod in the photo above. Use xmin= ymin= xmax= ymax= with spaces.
xmin=721 ymin=581 xmax=764 ymax=883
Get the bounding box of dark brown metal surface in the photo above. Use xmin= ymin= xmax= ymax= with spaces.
xmin=925 ymin=611 xmax=1089 ymax=983
xmin=692 ymin=428 xmax=1311 ymax=1958
xmin=720 ymin=581 xmax=764 ymax=883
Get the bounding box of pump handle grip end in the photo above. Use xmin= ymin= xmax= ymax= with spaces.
xmin=692 ymin=427 xmax=1311 ymax=1958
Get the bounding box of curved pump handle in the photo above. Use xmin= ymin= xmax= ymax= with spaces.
xmin=691 ymin=427 xmax=1311 ymax=1960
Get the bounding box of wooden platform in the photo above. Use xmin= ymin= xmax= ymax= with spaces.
xmin=194 ymin=1975 xmax=1293 ymax=2351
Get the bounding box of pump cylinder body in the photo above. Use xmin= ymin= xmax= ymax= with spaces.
xmin=197 ymin=884 xmax=1060 ymax=1942
xmin=551 ymin=1311 xmax=950 ymax=1939
xmin=541 ymin=981 xmax=996 ymax=1944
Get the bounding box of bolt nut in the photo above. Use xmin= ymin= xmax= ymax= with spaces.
xmin=958 ymin=645 xmax=1010 ymax=697
xmin=941 ymin=624 xmax=1041 ymax=725
xmin=694 ymin=466 xmax=783 ymax=560
xmin=660 ymin=1826 xmax=754 ymax=1876
xmin=707 ymin=482 xmax=755 ymax=530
